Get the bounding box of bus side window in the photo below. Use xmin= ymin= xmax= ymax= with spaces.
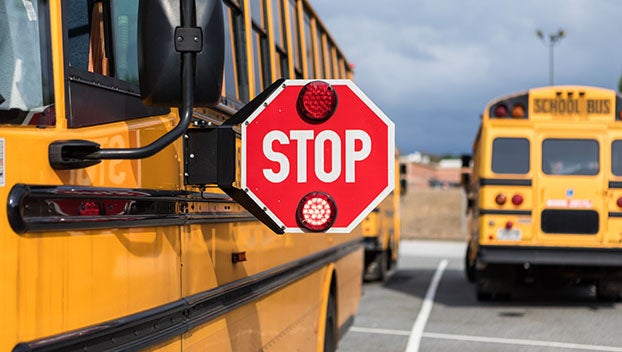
xmin=68 ymin=0 xmax=138 ymax=82
xmin=64 ymin=0 xmax=166 ymax=128
xmin=67 ymin=0 xmax=99 ymax=72
xmin=88 ymin=2 xmax=109 ymax=75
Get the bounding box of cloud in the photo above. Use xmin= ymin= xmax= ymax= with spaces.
xmin=312 ymin=0 xmax=622 ymax=154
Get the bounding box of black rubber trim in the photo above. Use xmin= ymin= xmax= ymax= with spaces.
xmin=7 ymin=184 xmax=256 ymax=235
xmin=479 ymin=209 xmax=532 ymax=216
xmin=478 ymin=245 xmax=622 ymax=266
xmin=13 ymin=238 xmax=363 ymax=352
xmin=609 ymin=181 xmax=622 ymax=189
xmin=480 ymin=178 xmax=532 ymax=186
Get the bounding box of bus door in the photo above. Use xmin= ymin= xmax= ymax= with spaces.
xmin=606 ymin=131 xmax=622 ymax=244
xmin=536 ymin=128 xmax=606 ymax=245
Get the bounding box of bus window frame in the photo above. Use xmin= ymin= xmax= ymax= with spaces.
xmin=62 ymin=0 xmax=168 ymax=128
xmin=301 ymin=7 xmax=314 ymax=78
xmin=223 ymin=0 xmax=249 ymax=103
xmin=269 ymin=0 xmax=289 ymax=79
xmin=249 ymin=0 xmax=272 ymax=97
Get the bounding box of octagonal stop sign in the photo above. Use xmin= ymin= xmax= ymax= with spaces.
xmin=241 ymin=79 xmax=394 ymax=233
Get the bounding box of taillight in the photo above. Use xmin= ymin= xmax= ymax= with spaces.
xmin=511 ymin=103 xmax=525 ymax=118
xmin=79 ymin=201 xmax=101 ymax=216
xmin=617 ymin=196 xmax=622 ymax=208
xmin=495 ymin=193 xmax=507 ymax=205
xmin=511 ymin=194 xmax=524 ymax=206
xmin=296 ymin=81 xmax=338 ymax=123
xmin=296 ymin=191 xmax=337 ymax=232
xmin=493 ymin=104 xmax=508 ymax=117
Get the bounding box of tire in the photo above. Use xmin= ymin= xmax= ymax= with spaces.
xmin=377 ymin=250 xmax=388 ymax=282
xmin=364 ymin=250 xmax=388 ymax=282
xmin=324 ymin=293 xmax=337 ymax=352
xmin=596 ymin=281 xmax=621 ymax=302
xmin=475 ymin=264 xmax=514 ymax=301
xmin=465 ymin=244 xmax=476 ymax=283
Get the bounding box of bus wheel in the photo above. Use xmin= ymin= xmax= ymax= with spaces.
xmin=364 ymin=250 xmax=388 ymax=282
xmin=324 ymin=292 xmax=337 ymax=352
xmin=596 ymin=281 xmax=621 ymax=302
xmin=476 ymin=281 xmax=493 ymax=301
xmin=465 ymin=245 xmax=476 ymax=283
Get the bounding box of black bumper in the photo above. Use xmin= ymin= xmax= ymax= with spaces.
xmin=479 ymin=245 xmax=622 ymax=267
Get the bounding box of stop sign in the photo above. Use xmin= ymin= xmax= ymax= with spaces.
xmin=241 ymin=79 xmax=394 ymax=233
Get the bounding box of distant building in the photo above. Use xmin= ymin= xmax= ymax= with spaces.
xmin=399 ymin=152 xmax=470 ymax=189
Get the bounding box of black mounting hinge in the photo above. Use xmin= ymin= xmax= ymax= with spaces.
xmin=175 ymin=27 xmax=203 ymax=53
xmin=183 ymin=127 xmax=235 ymax=186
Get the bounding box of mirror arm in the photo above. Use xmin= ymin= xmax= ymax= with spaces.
xmin=49 ymin=0 xmax=198 ymax=169
xmin=82 ymin=51 xmax=194 ymax=161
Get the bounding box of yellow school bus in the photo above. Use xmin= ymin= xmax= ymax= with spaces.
xmin=362 ymin=152 xmax=401 ymax=281
xmin=463 ymin=85 xmax=622 ymax=300
xmin=1 ymin=0 xmax=365 ymax=350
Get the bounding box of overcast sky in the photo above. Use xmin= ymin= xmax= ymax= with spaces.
xmin=311 ymin=0 xmax=622 ymax=156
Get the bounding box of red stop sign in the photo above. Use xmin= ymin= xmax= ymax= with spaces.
xmin=241 ymin=80 xmax=394 ymax=233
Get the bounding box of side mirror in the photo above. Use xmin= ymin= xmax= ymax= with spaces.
xmin=49 ymin=0 xmax=225 ymax=169
xmin=460 ymin=172 xmax=471 ymax=191
xmin=138 ymin=0 xmax=224 ymax=107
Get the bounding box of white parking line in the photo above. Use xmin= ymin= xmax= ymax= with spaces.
xmin=405 ymin=259 xmax=448 ymax=352
xmin=349 ymin=327 xmax=622 ymax=352
xmin=422 ymin=332 xmax=622 ymax=352
xmin=349 ymin=326 xmax=411 ymax=336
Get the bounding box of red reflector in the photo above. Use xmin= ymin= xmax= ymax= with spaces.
xmin=79 ymin=201 xmax=100 ymax=216
xmin=231 ymin=251 xmax=247 ymax=263
xmin=296 ymin=191 xmax=337 ymax=232
xmin=511 ymin=194 xmax=524 ymax=206
xmin=493 ymin=104 xmax=508 ymax=117
xmin=511 ymin=103 xmax=526 ymax=118
xmin=296 ymin=81 xmax=338 ymax=123
xmin=495 ymin=193 xmax=507 ymax=205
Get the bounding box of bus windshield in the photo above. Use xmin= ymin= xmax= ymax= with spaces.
xmin=0 ymin=0 xmax=51 ymax=125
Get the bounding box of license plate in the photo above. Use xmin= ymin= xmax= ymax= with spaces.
xmin=497 ymin=228 xmax=521 ymax=241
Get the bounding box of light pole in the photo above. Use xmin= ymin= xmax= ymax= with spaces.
xmin=536 ymin=29 xmax=566 ymax=86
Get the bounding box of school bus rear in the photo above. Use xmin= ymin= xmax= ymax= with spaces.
xmin=362 ymin=153 xmax=401 ymax=281
xmin=464 ymin=86 xmax=622 ymax=300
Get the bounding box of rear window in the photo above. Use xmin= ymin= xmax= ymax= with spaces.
xmin=542 ymin=139 xmax=598 ymax=176
xmin=491 ymin=138 xmax=530 ymax=174
xmin=612 ymin=140 xmax=622 ymax=176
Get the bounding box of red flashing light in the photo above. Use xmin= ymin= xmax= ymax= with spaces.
xmin=296 ymin=81 xmax=338 ymax=123
xmin=617 ymin=197 xmax=622 ymax=208
xmin=495 ymin=193 xmax=507 ymax=205
xmin=493 ymin=104 xmax=508 ymax=117
xmin=511 ymin=194 xmax=524 ymax=206
xmin=296 ymin=191 xmax=337 ymax=232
